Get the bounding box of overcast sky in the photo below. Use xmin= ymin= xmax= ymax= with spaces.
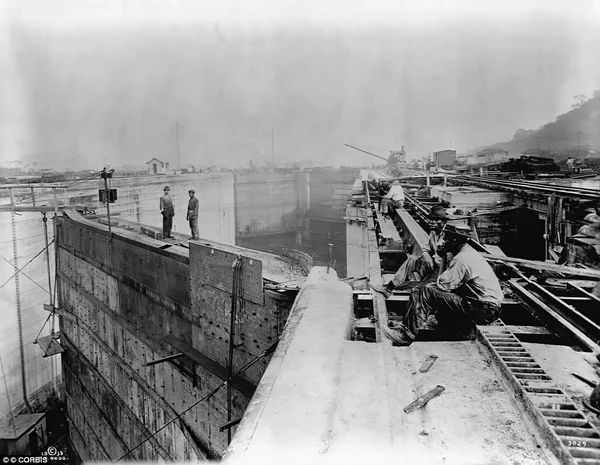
xmin=2 ymin=0 xmax=600 ymax=168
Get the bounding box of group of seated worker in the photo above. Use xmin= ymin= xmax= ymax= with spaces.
xmin=371 ymin=206 xmax=504 ymax=346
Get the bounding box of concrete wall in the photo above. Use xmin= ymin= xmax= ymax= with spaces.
xmin=0 ymin=168 xmax=358 ymax=424
xmin=234 ymin=173 xmax=309 ymax=238
xmin=0 ymin=173 xmax=235 ymax=421
xmin=224 ymin=267 xmax=354 ymax=464
xmin=55 ymin=214 xmax=296 ymax=461
xmin=84 ymin=172 xmax=235 ymax=244
xmin=345 ymin=207 xmax=370 ymax=278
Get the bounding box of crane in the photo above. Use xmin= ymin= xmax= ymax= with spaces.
xmin=345 ymin=144 xmax=390 ymax=163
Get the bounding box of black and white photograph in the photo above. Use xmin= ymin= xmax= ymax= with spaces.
xmin=1 ymin=0 xmax=600 ymax=463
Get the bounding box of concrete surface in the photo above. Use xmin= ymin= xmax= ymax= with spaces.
xmin=224 ymin=267 xmax=355 ymax=465
xmin=225 ymin=267 xmax=555 ymax=465
xmin=55 ymin=214 xmax=306 ymax=461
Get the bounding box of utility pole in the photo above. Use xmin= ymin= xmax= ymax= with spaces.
xmin=101 ymin=167 xmax=113 ymax=236
xmin=176 ymin=122 xmax=180 ymax=171
xmin=272 ymin=129 xmax=275 ymax=165
xmin=577 ymin=131 xmax=582 ymax=158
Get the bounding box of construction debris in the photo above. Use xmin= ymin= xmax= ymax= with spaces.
xmin=419 ymin=355 xmax=438 ymax=373
xmin=403 ymin=385 xmax=445 ymax=413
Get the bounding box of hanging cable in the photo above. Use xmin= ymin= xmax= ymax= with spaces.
xmin=0 ymin=353 xmax=18 ymax=438
xmin=0 ymin=240 xmax=54 ymax=291
xmin=0 ymin=252 xmax=52 ymax=296
xmin=115 ymin=340 xmax=278 ymax=462
xmin=11 ymin=212 xmax=31 ymax=413
xmin=42 ymin=212 xmax=54 ymax=304
xmin=227 ymin=256 xmax=243 ymax=445
xmin=11 ymin=170 xmax=102 ymax=207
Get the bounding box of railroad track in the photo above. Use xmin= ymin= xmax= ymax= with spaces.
xmin=452 ymin=175 xmax=600 ymax=200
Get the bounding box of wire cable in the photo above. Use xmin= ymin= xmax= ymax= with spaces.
xmin=115 ymin=340 xmax=278 ymax=462
xmin=0 ymin=250 xmax=52 ymax=296
xmin=0 ymin=352 xmax=18 ymax=438
xmin=0 ymin=239 xmax=54 ymax=291
xmin=10 ymin=170 xmax=102 ymax=207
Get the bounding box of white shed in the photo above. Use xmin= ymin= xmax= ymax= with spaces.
xmin=146 ymin=158 xmax=170 ymax=175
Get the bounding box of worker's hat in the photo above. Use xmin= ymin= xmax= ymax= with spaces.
xmin=443 ymin=223 xmax=472 ymax=238
xmin=163 ymin=185 xmax=171 ymax=191
xmin=429 ymin=205 xmax=448 ymax=220
xmin=188 ymin=189 xmax=195 ymax=194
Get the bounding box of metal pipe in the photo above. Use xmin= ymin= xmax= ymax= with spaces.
xmin=227 ymin=257 xmax=242 ymax=444
xmin=144 ymin=353 xmax=185 ymax=367
xmin=42 ymin=213 xmax=53 ymax=307
xmin=102 ymin=168 xmax=112 ymax=236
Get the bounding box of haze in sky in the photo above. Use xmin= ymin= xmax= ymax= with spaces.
xmin=2 ymin=0 xmax=600 ymax=169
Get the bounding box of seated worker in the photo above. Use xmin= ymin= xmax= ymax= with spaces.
xmin=371 ymin=204 xmax=449 ymax=296
xmin=382 ymin=223 xmax=504 ymax=346
xmin=380 ymin=181 xmax=405 ymax=214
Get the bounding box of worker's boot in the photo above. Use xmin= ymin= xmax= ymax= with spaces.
xmin=370 ymin=281 xmax=395 ymax=298
xmin=382 ymin=325 xmax=413 ymax=346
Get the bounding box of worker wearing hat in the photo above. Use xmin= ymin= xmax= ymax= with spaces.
xmin=186 ymin=189 xmax=199 ymax=240
xmin=160 ymin=185 xmax=175 ymax=239
xmin=372 ymin=204 xmax=449 ymax=296
xmin=382 ymin=222 xmax=504 ymax=346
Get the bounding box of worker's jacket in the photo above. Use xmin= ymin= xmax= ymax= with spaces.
xmin=187 ymin=196 xmax=199 ymax=219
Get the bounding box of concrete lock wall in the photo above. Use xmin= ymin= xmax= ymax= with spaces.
xmin=234 ymin=173 xmax=309 ymax=238
xmin=78 ymin=172 xmax=236 ymax=244
xmin=0 ymin=173 xmax=234 ymax=421
xmin=55 ymin=214 xmax=294 ymax=461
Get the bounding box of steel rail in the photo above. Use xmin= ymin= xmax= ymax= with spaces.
xmin=452 ymin=176 xmax=600 ymax=200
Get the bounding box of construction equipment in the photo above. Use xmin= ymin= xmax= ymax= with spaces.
xmin=345 ymin=144 xmax=395 ymax=166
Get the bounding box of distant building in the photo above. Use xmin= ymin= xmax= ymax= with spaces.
xmin=146 ymin=158 xmax=170 ymax=175
xmin=472 ymin=147 xmax=509 ymax=165
xmin=181 ymin=164 xmax=196 ymax=173
xmin=432 ymin=149 xmax=456 ymax=168
xmin=389 ymin=146 xmax=406 ymax=164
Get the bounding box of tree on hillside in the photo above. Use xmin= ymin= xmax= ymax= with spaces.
xmin=571 ymin=94 xmax=589 ymax=110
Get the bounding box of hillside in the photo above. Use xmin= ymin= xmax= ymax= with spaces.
xmin=467 ymin=90 xmax=600 ymax=158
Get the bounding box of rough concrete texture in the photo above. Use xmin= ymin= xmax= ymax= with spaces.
xmin=224 ymin=267 xmax=356 ymax=465
xmin=345 ymin=207 xmax=369 ymax=279
xmin=235 ymin=172 xmax=309 ymax=237
xmin=55 ymin=214 xmax=302 ymax=461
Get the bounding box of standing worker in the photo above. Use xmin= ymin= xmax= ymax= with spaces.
xmin=186 ymin=189 xmax=200 ymax=240
xmin=160 ymin=185 xmax=175 ymax=239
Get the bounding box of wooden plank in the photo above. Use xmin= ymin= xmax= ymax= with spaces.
xmin=502 ymin=325 xmax=553 ymax=336
xmin=403 ymin=385 xmax=445 ymax=413
xmin=419 ymin=355 xmax=438 ymax=373
xmin=375 ymin=210 xmax=401 ymax=242
xmin=163 ymin=334 xmax=256 ymax=398
xmin=396 ymin=207 xmax=429 ymax=255
xmin=481 ymin=253 xmax=600 ymax=280
xmin=484 ymin=244 xmax=507 ymax=257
